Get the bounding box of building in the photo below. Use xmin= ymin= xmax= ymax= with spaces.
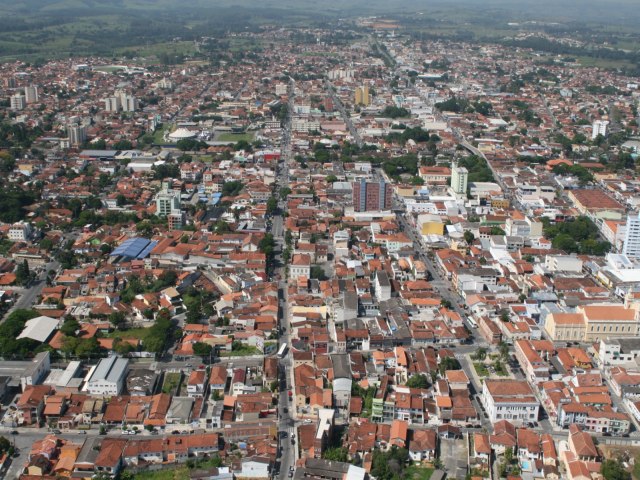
xmin=85 ymin=356 xmax=129 ymax=396
xmin=544 ymin=304 xmax=640 ymax=342
xmin=104 ymin=96 xmax=121 ymax=112
xmin=120 ymin=93 xmax=138 ymax=112
xmin=68 ymin=124 xmax=87 ymax=147
xmin=155 ymin=182 xmax=183 ymax=229
xmin=592 ymin=120 xmax=609 ymax=140
xmin=623 ymin=212 xmax=640 ymax=259
xmin=482 ymin=379 xmax=540 ymax=425
xmin=10 ymin=93 xmax=26 ymax=110
xmin=24 ymin=85 xmax=38 ymax=103
xmin=352 ymin=179 xmax=392 ymax=212
xmin=8 ymin=222 xmax=33 ymax=241
xmin=289 ymin=254 xmax=311 ymax=281
xmin=598 ymin=337 xmax=640 ymax=366
xmin=355 ymin=85 xmax=370 ymax=106
xmin=451 ymin=164 xmax=468 ymax=195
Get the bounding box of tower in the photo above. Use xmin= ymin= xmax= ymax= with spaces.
xmin=24 ymin=85 xmax=38 ymax=104
xmin=451 ymin=163 xmax=469 ymax=195
xmin=355 ymin=85 xmax=370 ymax=106
xmin=623 ymin=212 xmax=640 ymax=259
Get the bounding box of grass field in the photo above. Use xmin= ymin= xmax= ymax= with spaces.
xmin=134 ymin=467 xmax=189 ymax=480
xmin=405 ymin=465 xmax=435 ymax=480
xmin=162 ymin=372 xmax=182 ymax=395
xmin=217 ymin=132 xmax=254 ymax=143
xmin=108 ymin=327 xmax=153 ymax=342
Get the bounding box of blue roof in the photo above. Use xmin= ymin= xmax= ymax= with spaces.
xmin=111 ymin=237 xmax=158 ymax=259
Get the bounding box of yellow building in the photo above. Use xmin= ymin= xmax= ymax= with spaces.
xmin=355 ymin=85 xmax=370 ymax=106
xmin=544 ymin=305 xmax=640 ymax=342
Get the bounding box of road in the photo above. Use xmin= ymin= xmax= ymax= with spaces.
xmin=6 ymin=258 xmax=60 ymax=317
xmin=270 ymin=77 xmax=298 ymax=480
xmin=324 ymin=79 xmax=362 ymax=147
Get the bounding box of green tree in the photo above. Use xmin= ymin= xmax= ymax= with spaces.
xmin=193 ymin=342 xmax=213 ymax=359
xmin=439 ymin=356 xmax=461 ymax=375
xmin=322 ymin=447 xmax=348 ymax=462
xmin=266 ymin=197 xmax=278 ymax=215
xmin=325 ymin=175 xmax=338 ymax=183
xmin=279 ymin=187 xmax=292 ymax=199
xmin=109 ymin=311 xmax=127 ymax=330
xmin=463 ymin=230 xmax=475 ymax=245
xmin=601 ymin=459 xmax=631 ymax=480
xmin=405 ymin=374 xmax=429 ymax=389
xmin=60 ymin=318 xmax=80 ymax=336
xmin=15 ymin=259 xmax=31 ymax=286
xmin=113 ymin=140 xmax=133 ymax=150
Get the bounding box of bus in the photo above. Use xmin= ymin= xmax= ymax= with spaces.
xmin=277 ymin=343 xmax=288 ymax=359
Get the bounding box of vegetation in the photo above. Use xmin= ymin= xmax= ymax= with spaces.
xmin=438 ymin=356 xmax=461 ymax=375
xmin=405 ymin=374 xmax=430 ymax=389
xmin=162 ymin=372 xmax=182 ymax=395
xmin=542 ymin=216 xmax=611 ymax=255
xmin=322 ymin=447 xmax=348 ymax=462
xmin=371 ymin=446 xmax=410 ymax=480
xmin=601 ymin=459 xmax=631 ymax=480
xmin=0 ymin=309 xmax=41 ymax=358
xmin=456 ymin=155 xmax=495 ymax=184
xmin=381 ymin=106 xmax=410 ymax=118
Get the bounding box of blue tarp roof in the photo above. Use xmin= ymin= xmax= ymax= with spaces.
xmin=111 ymin=237 xmax=158 ymax=259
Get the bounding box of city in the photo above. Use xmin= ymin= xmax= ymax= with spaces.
xmin=0 ymin=6 xmax=639 ymax=480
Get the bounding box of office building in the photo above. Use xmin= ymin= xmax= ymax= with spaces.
xmin=623 ymin=212 xmax=640 ymax=259
xmin=24 ymin=85 xmax=38 ymax=103
xmin=10 ymin=93 xmax=26 ymax=111
xmin=592 ymin=120 xmax=609 ymax=140
xmin=68 ymin=124 xmax=87 ymax=147
xmin=352 ymin=179 xmax=392 ymax=212
xmin=451 ymin=164 xmax=469 ymax=195
xmin=355 ymin=85 xmax=370 ymax=106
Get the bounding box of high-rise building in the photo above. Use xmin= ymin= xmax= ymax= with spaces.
xmin=352 ymin=179 xmax=392 ymax=212
xmin=104 ymin=96 xmax=121 ymax=112
xmin=155 ymin=182 xmax=182 ymax=228
xmin=120 ymin=93 xmax=138 ymax=112
xmin=355 ymin=85 xmax=370 ymax=106
xmin=24 ymin=85 xmax=38 ymax=104
xmin=68 ymin=124 xmax=87 ymax=146
xmin=451 ymin=164 xmax=469 ymax=195
xmin=592 ymin=120 xmax=609 ymax=140
xmin=623 ymin=212 xmax=640 ymax=259
xmin=10 ymin=93 xmax=25 ymax=111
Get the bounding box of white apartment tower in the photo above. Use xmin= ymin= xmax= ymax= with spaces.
xmin=155 ymin=182 xmax=183 ymax=229
xmin=623 ymin=212 xmax=640 ymax=259
xmin=592 ymin=120 xmax=609 ymax=140
xmin=451 ymin=163 xmax=469 ymax=195
xmin=24 ymin=85 xmax=38 ymax=103
xmin=68 ymin=124 xmax=87 ymax=147
xmin=10 ymin=93 xmax=26 ymax=111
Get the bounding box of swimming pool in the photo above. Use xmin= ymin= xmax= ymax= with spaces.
xmin=521 ymin=460 xmax=531 ymax=471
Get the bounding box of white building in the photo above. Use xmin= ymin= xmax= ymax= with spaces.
xmin=68 ymin=124 xmax=87 ymax=147
xmin=598 ymin=337 xmax=640 ymax=366
xmin=592 ymin=120 xmax=609 ymax=140
xmin=24 ymin=85 xmax=38 ymax=104
xmin=10 ymin=94 xmax=25 ymax=111
xmin=482 ymin=379 xmax=540 ymax=425
xmin=451 ymin=164 xmax=468 ymax=195
xmin=104 ymin=96 xmax=121 ymax=112
xmin=544 ymin=255 xmax=583 ymax=273
xmin=289 ymin=254 xmax=311 ymax=281
xmin=8 ymin=222 xmax=32 ymax=242
xmin=85 ymin=356 xmax=129 ymax=396
xmin=623 ymin=212 xmax=640 ymax=260
xmin=155 ymin=182 xmax=181 ymax=217
xmin=374 ymin=270 xmax=391 ymax=301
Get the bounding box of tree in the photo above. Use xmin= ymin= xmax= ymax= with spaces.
xmin=0 ymin=436 xmax=10 ymax=455
xmin=310 ymin=265 xmax=328 ymax=281
xmin=463 ymin=230 xmax=475 ymax=245
xmin=113 ymin=140 xmax=133 ymax=150
xmin=15 ymin=259 xmax=31 ymax=286
xmin=405 ymin=374 xmax=429 ymax=389
xmin=266 ymin=197 xmax=278 ymax=215
xmin=60 ymin=318 xmax=80 ymax=336
xmin=176 ymin=138 xmax=200 ymax=151
xmin=472 ymin=347 xmax=487 ymax=361
xmin=279 ymin=187 xmax=292 ymax=199
xmin=323 ymin=447 xmax=348 ymax=462
xmin=193 ymin=342 xmax=213 ymax=360
xmin=499 ymin=342 xmax=510 ymax=361
xmin=325 ymin=175 xmax=338 ymax=184
xmin=439 ymin=356 xmax=461 ymax=375
xmin=109 ymin=311 xmax=127 ymax=330
xmin=601 ymin=459 xmax=631 ymax=480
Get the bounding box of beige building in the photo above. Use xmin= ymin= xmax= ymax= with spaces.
xmin=544 ymin=304 xmax=640 ymax=342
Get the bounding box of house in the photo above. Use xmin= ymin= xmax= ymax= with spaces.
xmin=408 ymin=429 xmax=437 ymax=462
xmin=390 ymin=419 xmax=408 ymax=448
xmin=187 ymin=370 xmax=208 ymax=398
